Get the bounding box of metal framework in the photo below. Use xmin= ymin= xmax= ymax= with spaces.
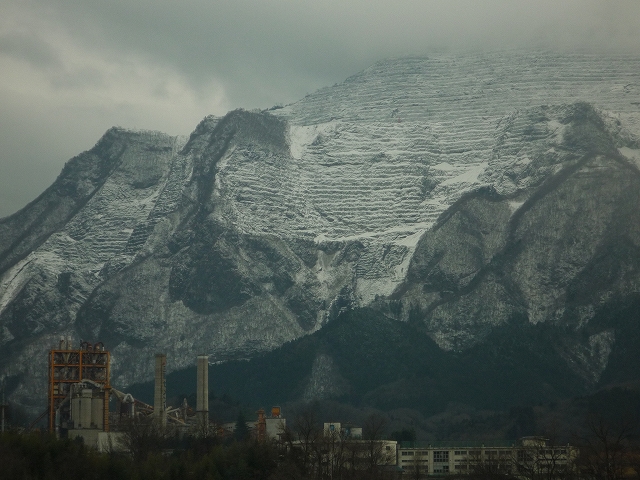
xmin=48 ymin=341 xmax=110 ymax=433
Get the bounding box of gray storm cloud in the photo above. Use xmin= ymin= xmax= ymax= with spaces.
xmin=1 ymin=0 xmax=640 ymax=217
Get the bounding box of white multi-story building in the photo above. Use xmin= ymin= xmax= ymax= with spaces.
xmin=397 ymin=437 xmax=578 ymax=477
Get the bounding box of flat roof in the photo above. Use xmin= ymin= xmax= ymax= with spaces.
xmin=399 ymin=440 xmax=516 ymax=449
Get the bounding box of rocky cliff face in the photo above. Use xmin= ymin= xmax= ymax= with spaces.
xmin=1 ymin=53 xmax=640 ymax=413
xmin=396 ymin=103 xmax=640 ymax=385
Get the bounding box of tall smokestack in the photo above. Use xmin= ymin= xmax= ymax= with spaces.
xmin=154 ymin=353 xmax=167 ymax=428
xmin=196 ymin=355 xmax=209 ymax=430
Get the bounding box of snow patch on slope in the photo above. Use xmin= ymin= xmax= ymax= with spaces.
xmin=288 ymin=122 xmax=339 ymax=160
xmin=440 ymin=162 xmax=487 ymax=187
xmin=0 ymin=255 xmax=35 ymax=319
xmin=620 ymin=146 xmax=640 ymax=168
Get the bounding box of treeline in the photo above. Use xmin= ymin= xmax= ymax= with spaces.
xmin=1 ymin=409 xmax=639 ymax=480
xmin=0 ymin=431 xmax=279 ymax=480
xmin=0 ymin=414 xmax=395 ymax=480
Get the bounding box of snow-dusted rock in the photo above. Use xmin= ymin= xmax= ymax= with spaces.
xmin=1 ymin=53 xmax=640 ymax=411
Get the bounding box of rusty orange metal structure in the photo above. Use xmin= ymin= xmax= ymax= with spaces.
xmin=48 ymin=340 xmax=110 ymax=433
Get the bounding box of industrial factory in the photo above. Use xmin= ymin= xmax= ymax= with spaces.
xmin=38 ymin=340 xmax=580 ymax=480
xmin=45 ymin=340 xmax=285 ymax=450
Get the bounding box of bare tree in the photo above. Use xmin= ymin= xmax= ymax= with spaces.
xmin=405 ymin=449 xmax=429 ymax=480
xmin=279 ymin=407 xmax=324 ymax=479
xmin=321 ymin=425 xmax=350 ymax=480
xmin=464 ymin=449 xmax=514 ymax=480
xmin=361 ymin=413 xmax=393 ymax=479
xmin=120 ymin=416 xmax=171 ymax=462
xmin=577 ymin=413 xmax=638 ymax=480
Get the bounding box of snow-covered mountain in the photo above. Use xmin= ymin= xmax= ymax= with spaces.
xmin=1 ymin=52 xmax=640 ymax=413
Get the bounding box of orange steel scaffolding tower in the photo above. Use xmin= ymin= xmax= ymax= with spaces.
xmin=48 ymin=341 xmax=110 ymax=433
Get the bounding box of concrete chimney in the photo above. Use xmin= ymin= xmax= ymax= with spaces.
xmin=154 ymin=353 xmax=167 ymax=428
xmin=196 ymin=355 xmax=209 ymax=429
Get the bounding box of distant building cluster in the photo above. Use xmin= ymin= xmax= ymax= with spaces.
xmin=41 ymin=341 xmax=579 ymax=477
xmin=396 ymin=437 xmax=578 ymax=477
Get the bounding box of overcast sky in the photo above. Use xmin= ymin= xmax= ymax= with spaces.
xmin=1 ymin=0 xmax=640 ymax=217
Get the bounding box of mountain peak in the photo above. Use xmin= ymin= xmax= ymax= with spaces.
xmin=2 ymin=52 xmax=640 ymax=415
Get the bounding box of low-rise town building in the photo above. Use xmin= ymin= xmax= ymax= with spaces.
xmin=397 ymin=437 xmax=578 ymax=477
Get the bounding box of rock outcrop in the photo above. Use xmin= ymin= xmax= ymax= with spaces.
xmin=1 ymin=53 xmax=640 ymax=413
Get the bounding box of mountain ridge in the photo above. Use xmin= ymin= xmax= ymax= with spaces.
xmin=1 ymin=52 xmax=640 ymax=416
